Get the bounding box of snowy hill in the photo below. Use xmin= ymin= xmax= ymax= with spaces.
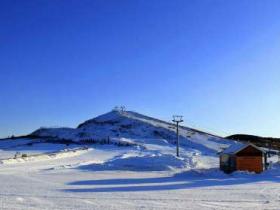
xmin=0 ymin=110 xmax=244 ymax=172
xmin=30 ymin=110 xmax=232 ymax=153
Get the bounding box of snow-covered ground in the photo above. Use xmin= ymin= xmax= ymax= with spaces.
xmin=0 ymin=137 xmax=279 ymax=210
xmin=0 ymin=111 xmax=279 ymax=209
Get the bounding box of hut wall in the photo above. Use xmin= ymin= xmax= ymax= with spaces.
xmin=236 ymin=156 xmax=263 ymax=173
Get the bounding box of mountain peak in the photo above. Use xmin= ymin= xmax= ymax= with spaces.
xmin=77 ymin=110 xmax=134 ymax=128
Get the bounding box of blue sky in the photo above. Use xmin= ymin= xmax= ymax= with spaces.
xmin=1 ymin=0 xmax=280 ymax=138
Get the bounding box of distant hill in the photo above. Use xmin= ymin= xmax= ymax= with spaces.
xmin=5 ymin=110 xmax=234 ymax=153
xmin=226 ymin=134 xmax=280 ymax=150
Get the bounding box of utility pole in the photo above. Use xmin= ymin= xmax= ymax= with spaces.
xmin=172 ymin=115 xmax=184 ymax=157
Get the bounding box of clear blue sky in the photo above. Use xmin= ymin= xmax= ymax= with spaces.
xmin=1 ymin=0 xmax=280 ymax=138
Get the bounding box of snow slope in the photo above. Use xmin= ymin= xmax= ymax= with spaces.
xmin=25 ymin=110 xmax=242 ymax=172
xmin=31 ymin=110 xmax=233 ymax=153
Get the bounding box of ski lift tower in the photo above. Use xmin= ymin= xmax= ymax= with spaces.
xmin=172 ymin=115 xmax=184 ymax=157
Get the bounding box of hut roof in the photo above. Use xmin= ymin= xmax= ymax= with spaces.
xmin=222 ymin=143 xmax=265 ymax=155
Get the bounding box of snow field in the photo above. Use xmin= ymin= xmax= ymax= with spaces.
xmin=0 ymin=111 xmax=278 ymax=209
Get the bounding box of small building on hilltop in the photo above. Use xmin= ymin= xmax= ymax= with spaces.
xmin=220 ymin=143 xmax=266 ymax=174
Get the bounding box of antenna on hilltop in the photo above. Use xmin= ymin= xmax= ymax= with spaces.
xmin=113 ymin=106 xmax=126 ymax=113
xmin=120 ymin=106 xmax=126 ymax=112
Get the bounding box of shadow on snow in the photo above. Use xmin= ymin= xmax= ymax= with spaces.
xmin=63 ymin=168 xmax=280 ymax=193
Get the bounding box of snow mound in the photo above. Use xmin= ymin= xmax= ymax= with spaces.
xmin=31 ymin=127 xmax=79 ymax=140
xmin=0 ymin=147 xmax=90 ymax=165
xmin=78 ymin=153 xmax=190 ymax=171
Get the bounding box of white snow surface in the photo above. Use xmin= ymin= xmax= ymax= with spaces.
xmin=0 ymin=111 xmax=279 ymax=209
xmin=0 ymin=139 xmax=279 ymax=210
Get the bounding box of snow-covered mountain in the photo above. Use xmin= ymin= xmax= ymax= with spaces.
xmin=30 ymin=110 xmax=232 ymax=153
